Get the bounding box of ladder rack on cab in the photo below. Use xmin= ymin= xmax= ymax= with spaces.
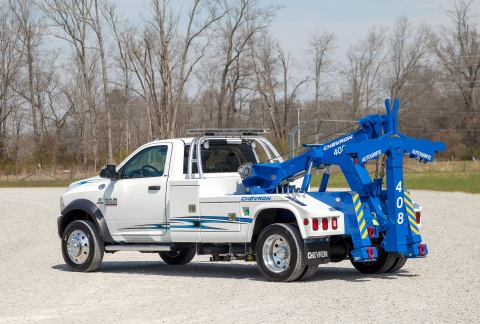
xmin=185 ymin=128 xmax=283 ymax=179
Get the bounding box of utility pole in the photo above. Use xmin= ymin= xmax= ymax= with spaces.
xmin=288 ymin=122 xmax=306 ymax=159
xmin=297 ymin=108 xmax=302 ymax=148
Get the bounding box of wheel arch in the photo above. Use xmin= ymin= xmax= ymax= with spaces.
xmin=248 ymin=204 xmax=306 ymax=243
xmin=59 ymin=199 xmax=114 ymax=242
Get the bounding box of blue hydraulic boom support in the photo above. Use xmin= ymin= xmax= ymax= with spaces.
xmin=241 ymin=99 xmax=446 ymax=260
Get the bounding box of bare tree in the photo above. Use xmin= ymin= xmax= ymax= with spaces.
xmin=251 ymin=30 xmax=307 ymax=141
xmin=102 ymin=3 xmax=134 ymax=155
xmin=81 ymin=0 xmax=113 ymax=164
xmin=194 ymin=59 xmax=230 ymax=129
xmin=119 ymin=0 xmax=221 ymax=140
xmin=208 ymin=0 xmax=280 ymax=128
xmin=0 ymin=3 xmax=24 ymax=159
xmin=277 ymin=46 xmax=308 ymax=139
xmin=168 ymin=0 xmax=224 ymax=137
xmin=61 ymin=65 xmax=89 ymax=168
xmin=41 ymin=0 xmax=100 ymax=170
xmin=306 ymin=29 xmax=337 ymax=134
xmin=387 ymin=17 xmax=436 ymax=106
xmin=343 ymin=26 xmax=390 ymax=119
xmin=42 ymin=51 xmax=71 ymax=167
xmin=9 ymin=0 xmax=45 ymax=148
xmin=2 ymin=0 xmax=480 ymax=173
xmin=250 ymin=30 xmax=282 ymax=139
xmin=433 ymin=0 xmax=480 ymax=112
xmin=123 ymin=25 xmax=155 ymax=141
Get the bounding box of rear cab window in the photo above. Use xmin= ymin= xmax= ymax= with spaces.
xmin=183 ymin=141 xmax=259 ymax=174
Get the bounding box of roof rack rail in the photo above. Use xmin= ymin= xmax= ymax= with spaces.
xmin=186 ymin=128 xmax=269 ymax=136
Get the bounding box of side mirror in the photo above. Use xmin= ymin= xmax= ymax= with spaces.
xmin=100 ymin=165 xmax=117 ymax=179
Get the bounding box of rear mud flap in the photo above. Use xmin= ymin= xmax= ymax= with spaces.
xmin=304 ymin=237 xmax=330 ymax=265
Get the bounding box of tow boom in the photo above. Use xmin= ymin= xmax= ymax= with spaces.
xmin=241 ymin=99 xmax=446 ymax=261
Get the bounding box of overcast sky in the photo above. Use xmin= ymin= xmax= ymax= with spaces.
xmin=110 ymin=0 xmax=480 ymax=60
xmin=264 ymin=0 xmax=480 ymax=57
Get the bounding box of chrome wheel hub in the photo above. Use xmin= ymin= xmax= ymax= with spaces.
xmin=262 ymin=234 xmax=291 ymax=273
xmin=67 ymin=230 xmax=90 ymax=264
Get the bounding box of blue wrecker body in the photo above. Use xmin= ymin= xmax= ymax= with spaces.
xmin=241 ymin=99 xmax=446 ymax=263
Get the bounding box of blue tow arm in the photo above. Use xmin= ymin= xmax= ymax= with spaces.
xmin=242 ymin=99 xmax=446 ymax=260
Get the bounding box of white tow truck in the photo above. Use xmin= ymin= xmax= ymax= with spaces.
xmin=59 ymin=101 xmax=441 ymax=282
xmin=59 ymin=129 xmax=327 ymax=282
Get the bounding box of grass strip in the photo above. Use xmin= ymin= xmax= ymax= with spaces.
xmin=311 ymin=172 xmax=480 ymax=194
xmin=0 ymin=180 xmax=74 ymax=188
xmin=0 ymin=172 xmax=478 ymax=194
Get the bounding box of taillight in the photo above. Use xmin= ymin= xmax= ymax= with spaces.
xmin=332 ymin=217 xmax=338 ymax=229
xmin=303 ymin=218 xmax=309 ymax=225
xmin=322 ymin=218 xmax=328 ymax=230
xmin=312 ymin=218 xmax=319 ymax=231
xmin=415 ymin=212 xmax=421 ymax=224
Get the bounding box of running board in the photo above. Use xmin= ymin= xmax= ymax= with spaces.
xmin=105 ymin=245 xmax=172 ymax=252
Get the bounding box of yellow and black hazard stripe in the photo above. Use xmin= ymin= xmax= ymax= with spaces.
xmin=404 ymin=191 xmax=419 ymax=235
xmin=353 ymin=194 xmax=368 ymax=239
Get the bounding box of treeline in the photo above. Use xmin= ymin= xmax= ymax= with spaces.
xmin=0 ymin=0 xmax=479 ymax=174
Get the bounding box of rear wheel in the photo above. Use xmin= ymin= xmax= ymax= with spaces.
xmin=255 ymin=223 xmax=306 ymax=282
xmin=350 ymin=248 xmax=396 ymax=274
xmin=297 ymin=264 xmax=319 ymax=281
xmin=159 ymin=246 xmax=196 ymax=265
xmin=61 ymin=220 xmax=104 ymax=272
xmin=387 ymin=256 xmax=407 ymax=273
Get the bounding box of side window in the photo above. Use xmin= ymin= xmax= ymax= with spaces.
xmin=122 ymin=145 xmax=168 ymax=179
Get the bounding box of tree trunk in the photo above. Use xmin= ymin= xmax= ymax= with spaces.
xmin=93 ymin=0 xmax=113 ymax=164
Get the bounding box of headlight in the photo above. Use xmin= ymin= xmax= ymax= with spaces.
xmin=60 ymin=197 xmax=65 ymax=213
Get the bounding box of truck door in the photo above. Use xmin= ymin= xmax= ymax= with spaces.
xmin=104 ymin=144 xmax=172 ymax=242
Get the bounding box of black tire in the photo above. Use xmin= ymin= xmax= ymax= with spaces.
xmin=387 ymin=256 xmax=407 ymax=273
xmin=255 ymin=223 xmax=306 ymax=282
xmin=159 ymin=246 xmax=196 ymax=265
xmin=61 ymin=220 xmax=104 ymax=272
xmin=350 ymin=248 xmax=396 ymax=274
xmin=297 ymin=264 xmax=319 ymax=281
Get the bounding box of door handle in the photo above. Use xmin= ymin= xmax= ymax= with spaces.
xmin=148 ymin=186 xmax=161 ymax=191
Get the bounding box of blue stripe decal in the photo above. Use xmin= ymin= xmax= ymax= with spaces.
xmin=70 ymin=179 xmax=98 ymax=188
xmin=172 ymin=215 xmax=253 ymax=230
xmin=121 ymin=216 xmax=253 ymax=232
xmin=172 ymin=216 xmax=253 ymax=224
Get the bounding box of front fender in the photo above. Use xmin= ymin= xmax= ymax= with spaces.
xmin=60 ymin=199 xmax=114 ymax=242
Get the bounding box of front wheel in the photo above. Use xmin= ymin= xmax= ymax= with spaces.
xmin=350 ymin=248 xmax=396 ymax=274
xmin=61 ymin=220 xmax=104 ymax=272
xmin=159 ymin=246 xmax=196 ymax=265
xmin=255 ymin=223 xmax=306 ymax=282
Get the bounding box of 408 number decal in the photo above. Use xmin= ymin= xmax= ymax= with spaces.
xmin=396 ymin=181 xmax=404 ymax=224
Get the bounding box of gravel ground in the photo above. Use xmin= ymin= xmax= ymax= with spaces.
xmin=0 ymin=188 xmax=479 ymax=323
